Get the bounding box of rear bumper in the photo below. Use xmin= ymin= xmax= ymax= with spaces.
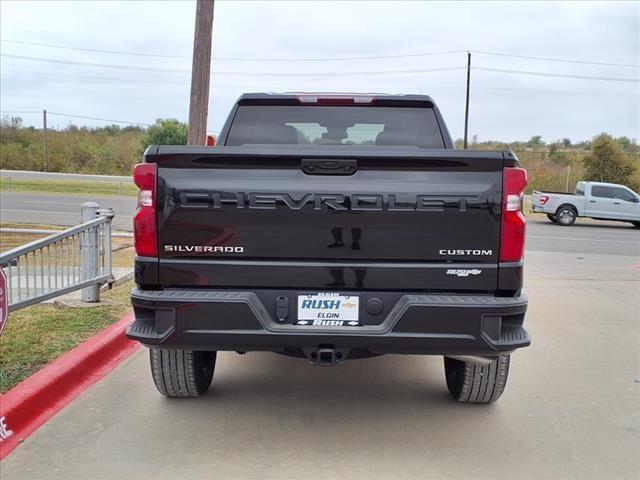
xmin=128 ymin=288 xmax=530 ymax=357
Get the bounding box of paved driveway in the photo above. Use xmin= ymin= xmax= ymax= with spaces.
xmin=1 ymin=250 xmax=638 ymax=479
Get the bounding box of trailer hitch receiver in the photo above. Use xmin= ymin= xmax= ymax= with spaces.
xmin=304 ymin=346 xmax=349 ymax=366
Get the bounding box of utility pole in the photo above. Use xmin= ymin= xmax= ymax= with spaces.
xmin=187 ymin=0 xmax=214 ymax=145
xmin=463 ymin=51 xmax=471 ymax=149
xmin=43 ymin=109 xmax=48 ymax=172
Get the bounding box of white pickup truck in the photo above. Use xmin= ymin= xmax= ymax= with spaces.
xmin=532 ymin=181 xmax=640 ymax=227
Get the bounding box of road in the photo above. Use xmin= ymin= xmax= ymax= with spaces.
xmin=0 ymin=169 xmax=131 ymax=183
xmin=0 ymin=191 xmax=135 ymax=232
xmin=1 ymin=251 xmax=638 ymax=479
xmin=525 ymin=214 xmax=639 ymax=256
xmin=1 ymin=190 xmax=638 ymax=256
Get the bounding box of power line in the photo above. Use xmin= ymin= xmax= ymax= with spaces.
xmin=4 ymin=39 xmax=638 ymax=68
xmin=475 ymin=66 xmax=639 ymax=83
xmin=216 ymin=49 xmax=466 ymax=63
xmin=5 ymin=69 xmax=187 ymax=86
xmin=47 ymin=112 xmax=151 ymax=126
xmin=472 ymin=85 xmax=639 ymax=97
xmin=3 ymin=69 xmax=278 ymax=88
xmin=1 ymin=54 xmax=466 ymax=76
xmin=1 ymin=39 xmax=190 ymax=59
xmin=4 ymin=53 xmax=640 ymax=82
xmin=3 ymin=70 xmax=638 ymax=97
xmin=0 ymin=110 xmax=151 ymax=126
xmin=473 ymin=50 xmax=639 ymax=68
xmin=0 ymin=110 xmax=41 ymax=114
xmin=0 ymin=38 xmax=465 ymax=62
xmin=2 ymin=54 xmax=190 ymax=74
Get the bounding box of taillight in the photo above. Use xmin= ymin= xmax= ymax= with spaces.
xmin=133 ymin=162 xmax=157 ymax=257
xmin=500 ymin=167 xmax=527 ymax=263
xmin=297 ymin=95 xmax=374 ymax=104
xmin=539 ymin=195 xmax=549 ymax=205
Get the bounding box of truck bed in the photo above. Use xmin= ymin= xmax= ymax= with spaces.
xmin=533 ymin=190 xmax=578 ymax=196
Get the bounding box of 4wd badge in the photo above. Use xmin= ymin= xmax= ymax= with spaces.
xmin=446 ymin=269 xmax=482 ymax=277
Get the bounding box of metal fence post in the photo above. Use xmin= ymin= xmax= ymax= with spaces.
xmin=98 ymin=207 xmax=115 ymax=282
xmin=80 ymin=202 xmax=100 ymax=302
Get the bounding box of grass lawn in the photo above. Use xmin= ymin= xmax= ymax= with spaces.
xmin=0 ymin=279 xmax=134 ymax=393
xmin=0 ymin=177 xmax=137 ymax=196
xmin=0 ymin=226 xmax=135 ymax=392
xmin=0 ymin=222 xmax=66 ymax=231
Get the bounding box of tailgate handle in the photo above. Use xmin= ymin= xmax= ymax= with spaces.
xmin=301 ymin=159 xmax=358 ymax=175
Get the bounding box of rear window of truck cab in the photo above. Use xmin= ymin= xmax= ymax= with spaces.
xmin=225 ymin=105 xmax=445 ymax=148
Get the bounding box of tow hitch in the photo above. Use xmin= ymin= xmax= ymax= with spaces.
xmin=303 ymin=346 xmax=349 ymax=366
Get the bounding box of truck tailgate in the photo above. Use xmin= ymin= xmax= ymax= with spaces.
xmin=148 ymin=147 xmax=509 ymax=292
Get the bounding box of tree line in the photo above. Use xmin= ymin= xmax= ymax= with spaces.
xmin=0 ymin=117 xmax=187 ymax=175
xmin=1 ymin=116 xmax=638 ymax=192
xmin=455 ymin=133 xmax=639 ymax=192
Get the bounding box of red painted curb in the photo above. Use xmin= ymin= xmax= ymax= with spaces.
xmin=0 ymin=312 xmax=140 ymax=460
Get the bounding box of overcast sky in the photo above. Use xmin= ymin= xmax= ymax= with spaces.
xmin=1 ymin=1 xmax=638 ymax=142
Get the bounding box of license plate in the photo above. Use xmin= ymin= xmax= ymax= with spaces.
xmin=296 ymin=293 xmax=360 ymax=326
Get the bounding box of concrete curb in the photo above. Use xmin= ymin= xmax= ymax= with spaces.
xmin=0 ymin=313 xmax=140 ymax=460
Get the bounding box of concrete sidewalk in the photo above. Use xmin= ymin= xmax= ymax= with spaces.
xmin=1 ymin=252 xmax=638 ymax=479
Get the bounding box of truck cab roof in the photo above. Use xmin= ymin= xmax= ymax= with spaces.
xmin=237 ymin=92 xmax=437 ymax=105
xmin=578 ymin=180 xmax=635 ymax=189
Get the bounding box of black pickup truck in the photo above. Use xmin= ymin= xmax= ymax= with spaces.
xmin=128 ymin=93 xmax=530 ymax=403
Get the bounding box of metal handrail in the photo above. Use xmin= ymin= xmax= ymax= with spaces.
xmin=0 ymin=217 xmax=109 ymax=265
xmin=0 ymin=204 xmax=115 ymax=312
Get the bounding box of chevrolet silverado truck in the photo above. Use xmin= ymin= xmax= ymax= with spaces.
xmin=532 ymin=181 xmax=640 ymax=226
xmin=127 ymin=93 xmax=530 ymax=403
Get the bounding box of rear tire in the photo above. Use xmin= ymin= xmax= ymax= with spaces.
xmin=555 ymin=205 xmax=577 ymax=226
xmin=546 ymin=213 xmax=557 ymax=223
xmin=149 ymin=348 xmax=216 ymax=398
xmin=444 ymin=355 xmax=510 ymax=404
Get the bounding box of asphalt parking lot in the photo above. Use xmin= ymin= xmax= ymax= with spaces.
xmin=1 ymin=234 xmax=638 ymax=478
